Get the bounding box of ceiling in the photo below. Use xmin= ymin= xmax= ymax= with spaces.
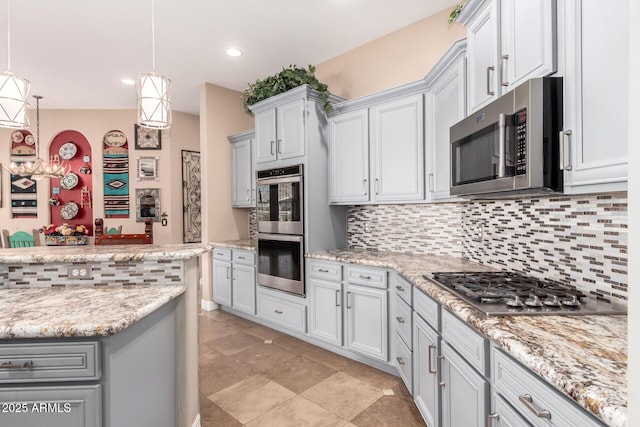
xmin=0 ymin=0 xmax=458 ymax=116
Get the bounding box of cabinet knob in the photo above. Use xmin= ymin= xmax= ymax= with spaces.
xmin=274 ymin=309 xmax=283 ymax=314
xmin=395 ymin=285 xmax=405 ymax=292
xmin=396 ymin=316 xmax=405 ymax=324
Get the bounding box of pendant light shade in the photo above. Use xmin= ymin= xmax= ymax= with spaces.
xmin=136 ymin=72 xmax=171 ymax=129
xmin=137 ymin=0 xmax=171 ymax=129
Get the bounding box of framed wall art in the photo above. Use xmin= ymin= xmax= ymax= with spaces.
xmin=137 ymin=156 xmax=159 ymax=181
xmin=135 ymin=188 xmax=161 ymax=222
xmin=134 ymin=124 xmax=161 ymax=150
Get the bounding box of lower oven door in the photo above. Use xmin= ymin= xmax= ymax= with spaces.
xmin=257 ymin=233 xmax=304 ymax=296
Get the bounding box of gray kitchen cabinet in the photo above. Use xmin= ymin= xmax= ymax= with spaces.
xmin=212 ymin=248 xmax=233 ymax=306
xmin=254 ymin=98 xmax=305 ymax=164
xmin=490 ymin=392 xmax=533 ymax=427
xmin=559 ymin=0 xmax=628 ymax=194
xmin=328 ymin=81 xmax=427 ymax=205
xmin=307 ymin=260 xmax=343 ymax=347
xmin=413 ymin=310 xmax=440 ymax=427
xmin=213 ymin=247 xmax=256 ymax=315
xmin=391 ymin=273 xmax=413 ymax=393
xmin=459 ymin=0 xmax=557 ymax=112
xmin=345 ymin=280 xmax=388 ymax=362
xmin=229 ymin=129 xmax=256 ymax=208
xmin=424 ymin=39 xmax=467 ymax=201
xmin=257 ymin=286 xmax=307 ymax=334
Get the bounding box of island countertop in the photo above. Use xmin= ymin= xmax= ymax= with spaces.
xmin=0 ymin=243 xmax=210 ymax=264
xmin=308 ymin=248 xmax=627 ymax=427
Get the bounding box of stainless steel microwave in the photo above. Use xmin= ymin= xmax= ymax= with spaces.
xmin=450 ymin=77 xmax=563 ymax=198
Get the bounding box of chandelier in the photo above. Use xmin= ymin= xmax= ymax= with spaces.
xmin=0 ymin=0 xmax=30 ymax=128
xmin=136 ymin=0 xmax=171 ymax=129
xmin=5 ymin=95 xmax=69 ymax=180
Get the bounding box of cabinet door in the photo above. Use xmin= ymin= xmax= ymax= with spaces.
xmin=500 ymin=0 xmax=556 ymax=90
xmin=428 ymin=54 xmax=466 ymax=200
xmin=308 ymin=278 xmax=343 ymax=346
xmin=329 ymin=109 xmax=370 ymax=204
xmin=232 ymin=263 xmax=256 ymax=315
xmin=466 ymin=0 xmax=499 ymax=112
xmin=231 ymin=138 xmax=253 ymax=207
xmin=276 ymin=99 xmax=306 ymax=160
xmin=413 ymin=313 xmax=440 ymax=427
xmin=344 ymin=284 xmax=388 ymax=361
xmin=370 ymin=94 xmax=425 ymax=202
xmin=491 ymin=393 xmax=533 ymax=427
xmin=255 ymin=109 xmax=277 ymax=164
xmin=561 ymin=0 xmax=628 ymax=193
xmin=213 ymin=260 xmax=232 ymax=306
xmin=441 ymin=342 xmax=489 ymax=427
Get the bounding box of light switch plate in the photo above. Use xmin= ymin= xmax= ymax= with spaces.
xmin=67 ymin=266 xmax=93 ymax=279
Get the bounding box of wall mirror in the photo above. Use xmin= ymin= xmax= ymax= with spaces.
xmin=135 ymin=188 xmax=161 ymax=222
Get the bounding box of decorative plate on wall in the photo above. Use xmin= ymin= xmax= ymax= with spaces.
xmin=59 ymin=142 xmax=78 ymax=160
xmin=60 ymin=172 xmax=79 ymax=190
xmin=60 ymin=201 xmax=79 ymax=220
xmin=24 ymin=135 xmax=35 ymax=145
xmin=11 ymin=131 xmax=24 ymax=143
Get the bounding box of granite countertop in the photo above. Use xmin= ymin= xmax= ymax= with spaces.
xmin=211 ymin=239 xmax=256 ymax=251
xmin=0 ymin=285 xmax=185 ymax=339
xmin=0 ymin=243 xmax=210 ymax=264
xmin=308 ymin=248 xmax=627 ymax=427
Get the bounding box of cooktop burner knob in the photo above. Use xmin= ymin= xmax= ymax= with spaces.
xmin=506 ymin=295 xmax=524 ymax=308
xmin=525 ymin=294 xmax=543 ymax=308
xmin=543 ymin=295 xmax=562 ymax=307
xmin=562 ymin=294 xmax=581 ymax=307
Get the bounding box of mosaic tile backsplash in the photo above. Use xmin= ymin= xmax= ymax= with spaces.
xmin=347 ymin=192 xmax=628 ymax=305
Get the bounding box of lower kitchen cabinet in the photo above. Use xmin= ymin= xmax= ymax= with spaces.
xmin=308 ymin=277 xmax=343 ymax=347
xmin=345 ymin=283 xmax=388 ymax=362
xmin=213 ymin=247 xmax=256 ymax=315
xmin=213 ymin=248 xmax=232 ymax=306
xmin=490 ymin=392 xmax=533 ymax=427
xmin=257 ymin=287 xmax=307 ymax=334
xmin=413 ymin=311 xmax=440 ymax=427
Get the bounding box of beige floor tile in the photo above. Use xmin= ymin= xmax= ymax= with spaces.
xmin=199 ymin=321 xmax=238 ymax=345
xmin=233 ymin=341 xmax=298 ymax=372
xmin=245 ymin=324 xmax=286 ymax=341
xmin=198 ymin=346 xmax=225 ymax=368
xmin=208 ymin=375 xmax=296 ymax=424
xmin=266 ymin=355 xmax=337 ymax=394
xmin=303 ymin=346 xmax=354 ymax=370
xmin=349 ymin=395 xmax=426 ymax=427
xmin=342 ymin=360 xmax=404 ymax=390
xmin=245 ymin=395 xmax=347 ymax=427
xmin=200 ymin=309 xmax=237 ymax=322
xmin=272 ymin=334 xmax=319 ymax=354
xmin=210 ymin=331 xmax=263 ymax=356
xmin=199 ymin=394 xmax=242 ymax=427
xmin=301 ymin=372 xmax=383 ymax=420
xmin=225 ymin=315 xmax=260 ymax=329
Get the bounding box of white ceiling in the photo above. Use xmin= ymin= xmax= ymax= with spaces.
xmin=0 ymin=0 xmax=459 ymax=116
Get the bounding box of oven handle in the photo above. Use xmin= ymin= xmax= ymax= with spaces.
xmin=257 ymin=233 xmax=304 ymax=243
xmin=256 ymin=175 xmax=302 ymax=186
xmin=498 ymin=113 xmax=506 ymax=178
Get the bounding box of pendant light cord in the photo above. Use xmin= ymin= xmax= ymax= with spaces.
xmin=6 ymin=0 xmax=11 ymax=71
xmin=34 ymin=95 xmax=42 ymax=158
xmin=151 ymin=0 xmax=156 ymax=72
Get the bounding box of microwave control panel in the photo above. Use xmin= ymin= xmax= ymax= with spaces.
xmin=515 ymin=109 xmax=527 ymax=175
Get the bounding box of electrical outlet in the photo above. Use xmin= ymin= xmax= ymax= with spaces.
xmin=67 ymin=266 xmax=93 ymax=279
xmin=364 ymin=221 xmax=372 ymax=233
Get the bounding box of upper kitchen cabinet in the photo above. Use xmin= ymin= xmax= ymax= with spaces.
xmin=228 ymin=129 xmax=255 ymax=208
xmin=559 ymin=0 xmax=628 ymax=194
xmin=424 ymin=39 xmax=467 ymax=201
xmin=329 ymin=81 xmax=427 ymax=205
xmin=458 ymin=0 xmax=557 ymax=113
xmin=254 ymin=99 xmax=305 ymax=164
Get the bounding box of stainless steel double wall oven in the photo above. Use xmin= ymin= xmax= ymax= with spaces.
xmin=256 ymin=165 xmax=305 ymax=296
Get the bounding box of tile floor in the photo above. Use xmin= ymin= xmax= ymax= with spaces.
xmin=199 ymin=309 xmax=426 ymax=427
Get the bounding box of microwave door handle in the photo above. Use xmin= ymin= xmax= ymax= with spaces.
xmin=498 ymin=113 xmax=506 ymax=178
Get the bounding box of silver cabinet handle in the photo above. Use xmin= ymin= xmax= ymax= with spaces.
xmin=375 ymin=178 xmax=380 ymax=195
xmin=270 ymin=140 xmax=275 ymax=155
xmin=396 ymin=357 xmax=405 ymax=366
xmin=277 ymin=139 xmax=282 ymax=154
xmin=396 ymin=316 xmax=405 ymax=324
xmin=498 ymin=113 xmax=506 ymax=177
xmin=318 ymin=268 xmax=329 ymax=273
xmin=395 ymin=285 xmax=404 ymax=292
xmin=518 ymin=394 xmax=551 ymax=419
xmin=237 ymin=256 xmax=246 ymax=260
xmin=362 ymin=178 xmax=368 ymax=196
xmin=335 ymin=290 xmax=341 ymax=307
xmin=226 ymin=267 xmax=230 ymax=279
xmin=274 ymin=309 xmax=283 ymax=314
xmin=346 ymin=291 xmax=352 ymax=309
xmin=487 ymin=413 xmax=500 ymax=427
xmin=428 ymin=173 xmax=434 ymax=192
xmin=486 ymin=66 xmax=495 ymax=96
xmin=428 ymin=345 xmax=437 ymax=374
xmin=500 ymin=54 xmax=509 ymax=87
xmin=359 ymin=274 xmax=371 ymax=280
xmin=231 ymin=268 xmax=235 ymax=280
xmin=246 ymin=189 xmax=250 ymax=201
xmin=216 ymin=252 xmax=224 ymax=256
xmin=559 ymin=130 xmax=573 ymax=171
xmin=0 ymin=360 xmax=33 ymax=370
xmin=437 ymin=355 xmax=445 ymax=387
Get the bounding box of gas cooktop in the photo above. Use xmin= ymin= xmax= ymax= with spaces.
xmin=429 ymin=271 xmax=627 ymax=316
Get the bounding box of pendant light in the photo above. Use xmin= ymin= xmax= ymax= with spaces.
xmin=5 ymin=95 xmax=69 ymax=180
xmin=136 ymin=0 xmax=171 ymax=129
xmin=0 ymin=0 xmax=30 ymax=128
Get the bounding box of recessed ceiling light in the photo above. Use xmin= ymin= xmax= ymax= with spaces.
xmin=121 ymin=78 xmax=135 ymax=85
xmin=225 ymin=48 xmax=242 ymax=57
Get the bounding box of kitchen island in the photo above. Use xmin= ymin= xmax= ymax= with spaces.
xmin=0 ymin=244 xmax=209 ymax=427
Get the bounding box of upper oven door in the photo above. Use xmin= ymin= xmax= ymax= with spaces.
xmin=256 ymin=175 xmax=303 ymax=234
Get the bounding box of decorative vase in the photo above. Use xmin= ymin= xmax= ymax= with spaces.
xmin=44 ymin=235 xmax=88 ymax=246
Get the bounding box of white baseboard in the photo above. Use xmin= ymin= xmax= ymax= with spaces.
xmin=192 ymin=413 xmax=201 ymax=427
xmin=200 ymin=299 xmax=218 ymax=311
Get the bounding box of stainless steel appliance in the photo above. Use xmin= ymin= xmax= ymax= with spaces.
xmin=429 ymin=271 xmax=626 ymax=316
xmin=256 ymin=165 xmax=303 ymax=235
xmin=450 ymin=77 xmax=563 ymax=198
xmin=256 ymin=164 xmax=305 ymax=296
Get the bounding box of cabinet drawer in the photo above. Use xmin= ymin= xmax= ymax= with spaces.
xmin=0 ymin=342 xmax=101 ymax=383
xmin=441 ymin=309 xmax=488 ymax=376
xmin=232 ymin=249 xmax=255 ymax=265
xmin=492 ymin=347 xmax=605 ymax=427
xmin=390 ymin=272 xmax=412 ymax=305
xmin=346 ymin=265 xmax=387 ymax=289
xmin=308 ymin=259 xmax=342 ymax=282
xmin=414 ymin=288 xmax=439 ymax=330
xmin=393 ymin=294 xmax=412 ymax=350
xmin=213 ymin=247 xmax=232 ymax=261
xmin=394 ymin=332 xmax=413 ymax=394
xmin=257 ymin=292 xmax=307 ymax=334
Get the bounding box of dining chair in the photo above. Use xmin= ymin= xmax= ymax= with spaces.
xmin=2 ymin=229 xmax=41 ymax=248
